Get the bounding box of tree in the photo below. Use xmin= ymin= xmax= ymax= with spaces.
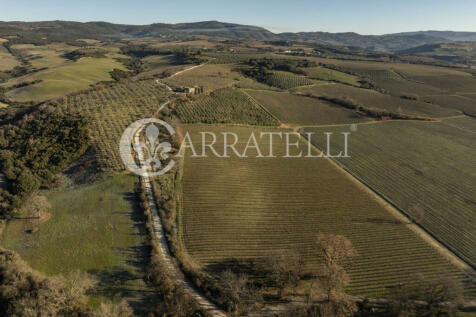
xmin=0 ymin=248 xmax=95 ymax=316
xmin=316 ymin=233 xmax=357 ymax=301
xmin=155 ymin=286 xmax=199 ymax=317
xmin=264 ymin=249 xmax=304 ymax=298
xmin=414 ymin=274 xmax=464 ymax=317
xmin=218 ymin=269 xmax=258 ymax=315
xmin=388 ymin=274 xmax=464 ymax=317
xmin=387 ymin=282 xmax=415 ymax=317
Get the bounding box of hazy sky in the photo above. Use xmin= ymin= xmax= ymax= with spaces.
xmin=1 ymin=0 xmax=475 ymax=34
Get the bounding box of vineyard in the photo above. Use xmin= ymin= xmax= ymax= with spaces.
xmin=175 ymin=87 xmax=278 ymax=125
xmin=204 ymin=52 xmax=277 ymax=64
xmin=265 ymin=70 xmax=317 ymax=89
xmin=353 ymin=69 xmax=403 ymax=81
xmin=246 ymin=89 xmax=371 ymax=125
xmin=423 ymin=94 xmax=476 ymax=116
xmin=303 ymin=119 xmax=476 ymax=268
xmin=312 ymin=58 xmax=476 ymax=98
xmin=300 ymin=83 xmax=460 ymax=118
xmin=59 ymin=80 xmax=169 ymax=171
xmin=303 ymin=66 xmax=361 ymax=86
xmin=179 ymin=125 xmax=474 ymax=298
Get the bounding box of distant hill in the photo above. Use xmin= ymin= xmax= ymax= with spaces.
xmin=277 ymin=31 xmax=451 ymax=52
xmin=0 ymin=20 xmax=276 ymax=42
xmin=0 ymin=20 xmax=475 ymax=53
xmin=398 ymin=42 xmax=476 ymax=65
xmin=391 ymin=31 xmax=476 ymax=42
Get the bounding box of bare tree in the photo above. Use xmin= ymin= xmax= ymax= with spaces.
xmin=388 ymin=275 xmax=464 ymax=317
xmin=316 ymin=233 xmax=357 ymax=302
xmin=415 ymin=274 xmax=464 ymax=316
xmin=218 ymin=269 xmax=258 ymax=315
xmin=264 ymin=249 xmax=304 ymax=298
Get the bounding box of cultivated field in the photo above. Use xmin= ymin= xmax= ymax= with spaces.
xmin=175 ymin=87 xmax=278 ymax=125
xmin=179 ymin=125 xmax=473 ymax=298
xmin=299 ymin=83 xmax=460 ymax=118
xmin=6 ymin=56 xmax=126 ymax=102
xmin=422 ymin=94 xmax=476 ymax=116
xmin=136 ymin=54 xmax=189 ymax=79
xmin=2 ymin=175 xmax=154 ymax=311
xmin=302 ymin=66 xmax=360 ymax=86
xmin=265 ymin=70 xmax=317 ymax=89
xmin=59 ymin=80 xmax=169 ymax=171
xmin=303 ymin=118 xmax=476 ymax=268
xmin=163 ymin=64 xmax=244 ymax=91
xmin=310 ymin=57 xmax=476 ymax=100
xmin=246 ymin=89 xmax=371 ymax=125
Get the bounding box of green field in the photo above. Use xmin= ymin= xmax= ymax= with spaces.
xmin=163 ymin=64 xmax=243 ymax=91
xmin=0 ymin=43 xmax=19 ymax=71
xmin=303 ymin=66 xmax=360 ymax=86
xmin=179 ymin=125 xmax=472 ymax=298
xmin=422 ymin=94 xmax=476 ymax=116
xmin=246 ymin=89 xmax=371 ymax=125
xmin=10 ymin=42 xmax=75 ymax=69
xmin=265 ymin=70 xmax=317 ymax=89
xmin=392 ymin=63 xmax=476 ymax=94
xmin=312 ymin=57 xmax=476 ymax=98
xmin=299 ymin=83 xmax=460 ymax=118
xmin=1 ymin=174 xmax=154 ymax=312
xmin=303 ymin=118 xmax=476 ymax=268
xmin=176 ymin=87 xmax=278 ymax=125
xmin=6 ymin=57 xmax=126 ymax=102
xmin=60 ymin=80 xmax=169 ymax=171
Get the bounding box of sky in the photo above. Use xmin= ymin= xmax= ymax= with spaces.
xmin=1 ymin=0 xmax=475 ymax=35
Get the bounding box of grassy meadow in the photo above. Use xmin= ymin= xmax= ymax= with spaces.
xmin=0 ymin=42 xmax=20 ymax=71
xmin=7 ymin=57 xmax=126 ymax=102
xmin=163 ymin=63 xmax=244 ymax=91
xmin=1 ymin=174 xmax=154 ymax=311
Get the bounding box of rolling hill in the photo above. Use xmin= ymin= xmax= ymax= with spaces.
xmin=1 ymin=20 xmax=475 ymax=52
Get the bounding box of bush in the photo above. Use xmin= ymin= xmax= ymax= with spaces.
xmin=0 ymin=247 xmax=95 ymax=316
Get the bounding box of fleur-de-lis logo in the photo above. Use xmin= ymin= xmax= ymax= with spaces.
xmin=120 ymin=118 xmax=176 ymax=177
xmin=133 ymin=124 xmax=172 ymax=172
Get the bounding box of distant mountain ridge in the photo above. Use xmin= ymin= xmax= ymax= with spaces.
xmin=0 ymin=20 xmax=475 ymax=52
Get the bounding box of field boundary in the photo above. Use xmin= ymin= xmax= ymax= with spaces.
xmin=299 ymin=131 xmax=475 ymax=273
xmin=240 ymin=88 xmax=281 ymax=123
